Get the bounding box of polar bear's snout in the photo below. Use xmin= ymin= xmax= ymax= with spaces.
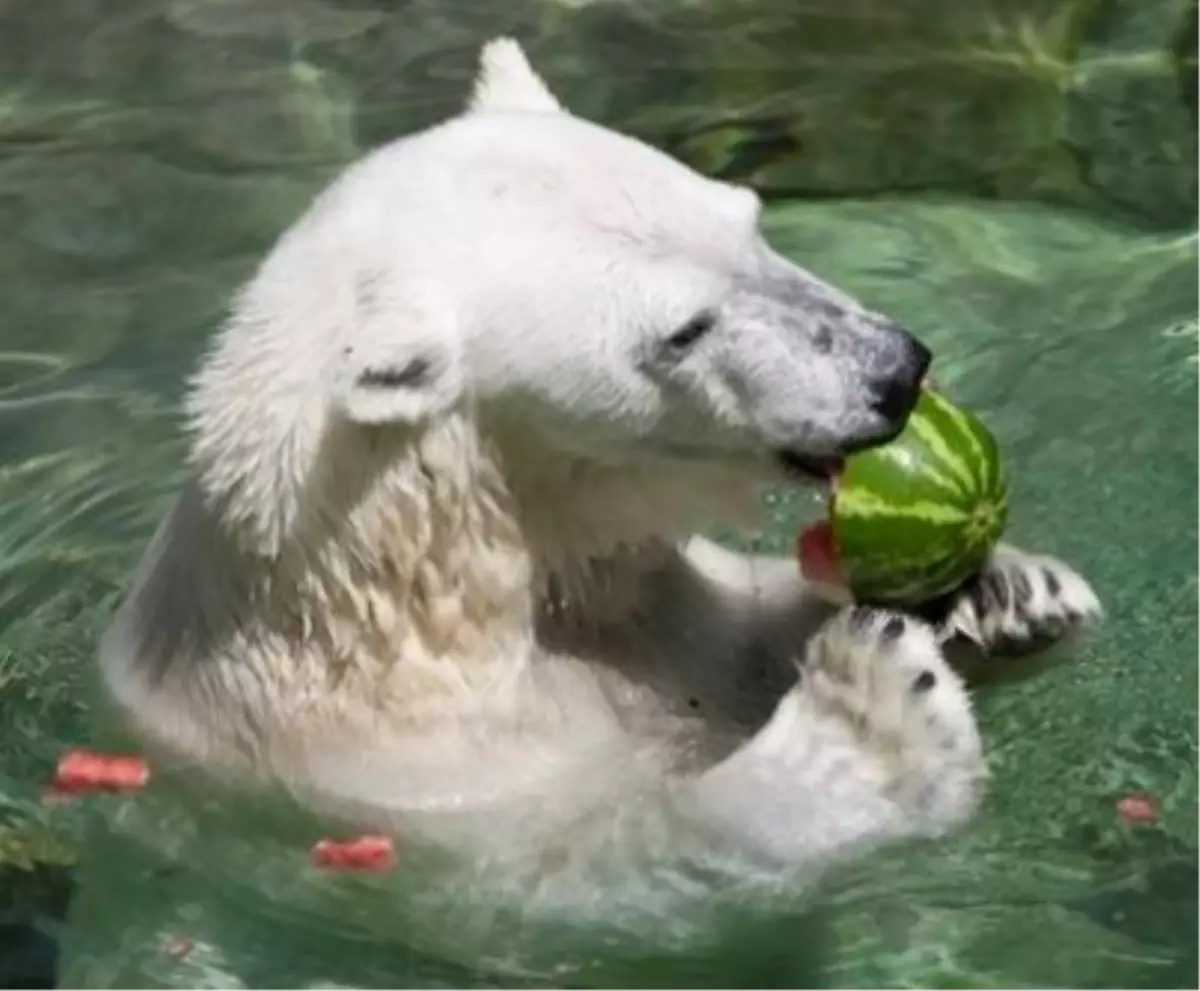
xmin=855 ymin=322 xmax=931 ymax=439
xmin=711 ymin=262 xmax=932 ymax=477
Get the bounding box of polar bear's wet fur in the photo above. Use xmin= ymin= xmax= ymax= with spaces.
xmin=100 ymin=38 xmax=1101 ymax=907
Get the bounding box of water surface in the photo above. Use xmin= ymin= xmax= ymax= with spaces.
xmin=0 ymin=0 xmax=1195 ymax=987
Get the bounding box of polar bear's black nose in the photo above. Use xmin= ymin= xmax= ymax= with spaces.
xmin=868 ymin=330 xmax=931 ymax=424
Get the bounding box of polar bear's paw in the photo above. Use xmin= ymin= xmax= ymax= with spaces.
xmin=940 ymin=545 xmax=1102 ymax=658
xmin=801 ymin=607 xmax=986 ymax=833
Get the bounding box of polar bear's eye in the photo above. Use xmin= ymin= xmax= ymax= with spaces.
xmin=664 ymin=310 xmax=717 ymax=352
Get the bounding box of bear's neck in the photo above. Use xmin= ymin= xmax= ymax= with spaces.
xmin=267 ymin=416 xmax=539 ymax=659
xmin=208 ymin=413 xmax=757 ymax=657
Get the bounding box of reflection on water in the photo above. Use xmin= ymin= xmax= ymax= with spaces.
xmin=0 ymin=0 xmax=1195 ymax=987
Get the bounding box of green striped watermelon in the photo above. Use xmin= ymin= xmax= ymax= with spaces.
xmin=798 ymin=389 xmax=1009 ymax=605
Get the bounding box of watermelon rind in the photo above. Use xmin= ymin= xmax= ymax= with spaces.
xmin=831 ymin=390 xmax=1009 ymax=604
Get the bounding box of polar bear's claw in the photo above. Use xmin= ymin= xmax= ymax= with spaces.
xmin=940 ymin=544 xmax=1102 ymax=657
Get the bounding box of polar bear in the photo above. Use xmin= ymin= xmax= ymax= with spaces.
xmin=98 ymin=39 xmax=1101 ymax=901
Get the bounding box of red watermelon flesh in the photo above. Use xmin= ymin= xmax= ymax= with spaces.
xmin=797 ymin=519 xmax=844 ymax=588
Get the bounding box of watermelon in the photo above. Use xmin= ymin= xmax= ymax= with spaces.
xmin=797 ymin=389 xmax=1009 ymax=605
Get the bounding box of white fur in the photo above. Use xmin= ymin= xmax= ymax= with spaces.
xmin=469 ymin=38 xmax=563 ymax=115
xmin=98 ymin=38 xmax=1102 ymax=946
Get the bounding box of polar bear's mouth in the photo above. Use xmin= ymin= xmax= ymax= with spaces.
xmin=776 ymin=450 xmax=844 ymax=485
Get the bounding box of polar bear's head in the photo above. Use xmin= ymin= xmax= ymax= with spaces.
xmin=187 ymin=39 xmax=929 ymax=564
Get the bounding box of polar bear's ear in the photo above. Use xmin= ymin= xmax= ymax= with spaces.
xmin=468 ymin=37 xmax=563 ymax=115
xmin=332 ymin=297 xmax=464 ymax=427
xmin=334 ymin=338 xmax=464 ymax=427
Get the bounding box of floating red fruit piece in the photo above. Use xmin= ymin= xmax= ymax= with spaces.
xmin=311 ymin=834 xmax=396 ymax=872
xmin=160 ymin=934 xmax=193 ymax=960
xmin=50 ymin=748 xmax=149 ymax=796
xmin=1116 ymin=793 xmax=1157 ymax=825
xmin=797 ymin=520 xmax=844 ymax=588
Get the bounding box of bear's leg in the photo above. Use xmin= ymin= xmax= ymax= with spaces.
xmin=680 ymin=607 xmax=985 ymax=866
xmin=935 ymin=543 xmax=1102 ymax=657
xmin=683 ymin=535 xmax=1101 ymax=662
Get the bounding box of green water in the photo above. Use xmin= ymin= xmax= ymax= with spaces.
xmin=0 ymin=0 xmax=1195 ymax=987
